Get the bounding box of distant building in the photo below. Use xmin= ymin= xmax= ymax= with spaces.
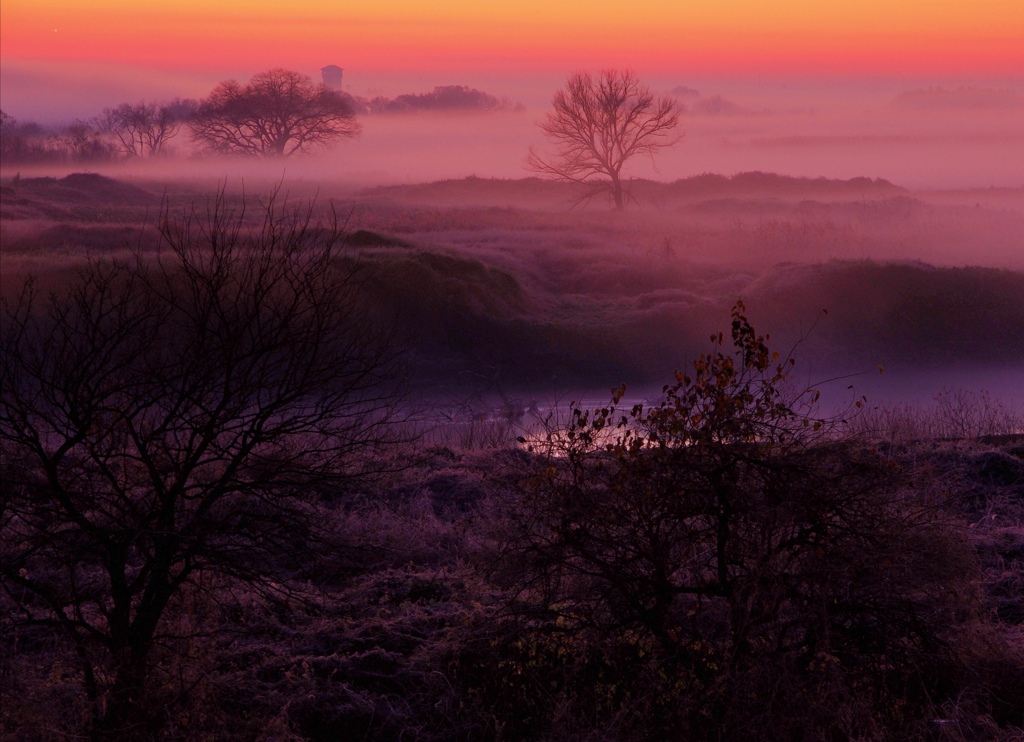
xmin=321 ymin=65 xmax=343 ymax=90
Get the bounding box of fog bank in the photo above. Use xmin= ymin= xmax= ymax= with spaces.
xmin=2 ymin=67 xmax=1022 ymax=189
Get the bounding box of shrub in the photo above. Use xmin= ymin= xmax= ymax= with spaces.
xmin=482 ymin=302 xmax=991 ymax=739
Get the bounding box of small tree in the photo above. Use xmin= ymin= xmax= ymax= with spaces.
xmin=99 ymin=99 xmax=196 ymax=157
xmin=527 ymin=69 xmax=681 ymax=209
xmin=190 ymin=68 xmax=361 ymax=157
xmin=0 ymin=191 xmax=402 ymax=738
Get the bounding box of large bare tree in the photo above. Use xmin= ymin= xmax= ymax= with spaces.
xmin=190 ymin=68 xmax=361 ymax=157
xmin=0 ymin=191 xmax=402 ymax=738
xmin=528 ymin=69 xmax=681 ymax=209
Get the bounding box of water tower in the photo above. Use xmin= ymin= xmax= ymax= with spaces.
xmin=321 ymin=65 xmax=343 ymax=90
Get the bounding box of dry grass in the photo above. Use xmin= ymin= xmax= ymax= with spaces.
xmin=847 ymin=389 xmax=1024 ymax=441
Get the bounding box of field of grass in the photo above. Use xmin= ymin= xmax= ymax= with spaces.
xmin=4 ymin=383 xmax=1022 ymax=740
xmin=4 ymin=172 xmax=1023 ymax=400
xmin=2 ymin=172 xmax=1023 ymax=740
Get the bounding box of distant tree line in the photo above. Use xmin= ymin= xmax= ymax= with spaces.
xmin=1 ymin=110 xmax=120 ymax=164
xmin=1 ymin=73 xmax=520 ymax=165
xmin=1 ymin=101 xmax=199 ymax=165
xmin=4 ymin=66 xmax=684 ymax=213
xmin=349 ymin=84 xmax=522 ymax=115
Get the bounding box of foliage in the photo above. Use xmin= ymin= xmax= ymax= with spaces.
xmin=189 ymin=69 xmax=361 ymax=157
xmin=0 ymin=189 xmax=402 ymax=738
xmin=527 ymin=69 xmax=681 ymax=209
xmin=487 ymin=302 xmax=987 ymax=738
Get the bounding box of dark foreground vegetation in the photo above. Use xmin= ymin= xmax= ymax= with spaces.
xmin=2 ymin=183 xmax=1024 ymax=740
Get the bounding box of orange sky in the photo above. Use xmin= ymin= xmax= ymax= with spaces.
xmin=2 ymin=0 xmax=1022 ymax=77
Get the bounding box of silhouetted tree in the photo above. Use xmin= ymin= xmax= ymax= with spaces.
xmin=99 ymin=99 xmax=196 ymax=157
xmin=0 ymin=190 xmax=402 ymax=739
xmin=190 ymin=69 xmax=360 ymax=157
xmin=528 ymin=69 xmax=681 ymax=209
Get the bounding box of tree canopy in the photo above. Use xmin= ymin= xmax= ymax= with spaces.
xmin=189 ymin=69 xmax=361 ymax=157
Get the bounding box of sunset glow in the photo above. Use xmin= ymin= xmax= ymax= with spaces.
xmin=3 ymin=0 xmax=1022 ymax=76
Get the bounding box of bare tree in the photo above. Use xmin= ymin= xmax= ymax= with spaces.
xmin=190 ymin=68 xmax=361 ymax=157
xmin=528 ymin=69 xmax=681 ymax=209
xmin=0 ymin=190 xmax=403 ymax=738
xmin=99 ymin=99 xmax=196 ymax=157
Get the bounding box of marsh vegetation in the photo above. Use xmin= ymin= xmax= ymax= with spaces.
xmin=2 ymin=172 xmax=1023 ymax=740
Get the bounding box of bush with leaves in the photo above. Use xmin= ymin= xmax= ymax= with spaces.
xmin=483 ymin=302 xmax=990 ymax=739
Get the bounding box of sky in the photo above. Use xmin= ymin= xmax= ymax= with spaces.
xmin=2 ymin=0 xmax=1022 ymax=78
xmin=1 ymin=0 xmax=1023 ymax=188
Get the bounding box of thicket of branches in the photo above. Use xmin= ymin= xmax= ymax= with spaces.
xmin=476 ymin=303 xmax=1011 ymax=739
xmin=1 ymin=110 xmax=119 ymax=164
xmin=99 ymin=100 xmax=197 ymax=158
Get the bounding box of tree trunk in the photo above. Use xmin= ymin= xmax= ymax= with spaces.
xmin=92 ymin=570 xmax=167 ymax=740
xmin=92 ymin=651 xmax=150 ymax=741
xmin=611 ymin=176 xmax=625 ymax=210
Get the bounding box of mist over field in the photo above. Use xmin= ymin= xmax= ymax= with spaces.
xmin=3 ymin=67 xmax=1023 ymax=414
xmin=3 ymin=66 xmax=1023 ymax=187
xmin=2 ymin=166 xmax=1022 ymax=412
xmin=5 ymin=159 xmax=1024 ymax=738
xmin=5 ymin=7 xmax=1024 ymax=733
